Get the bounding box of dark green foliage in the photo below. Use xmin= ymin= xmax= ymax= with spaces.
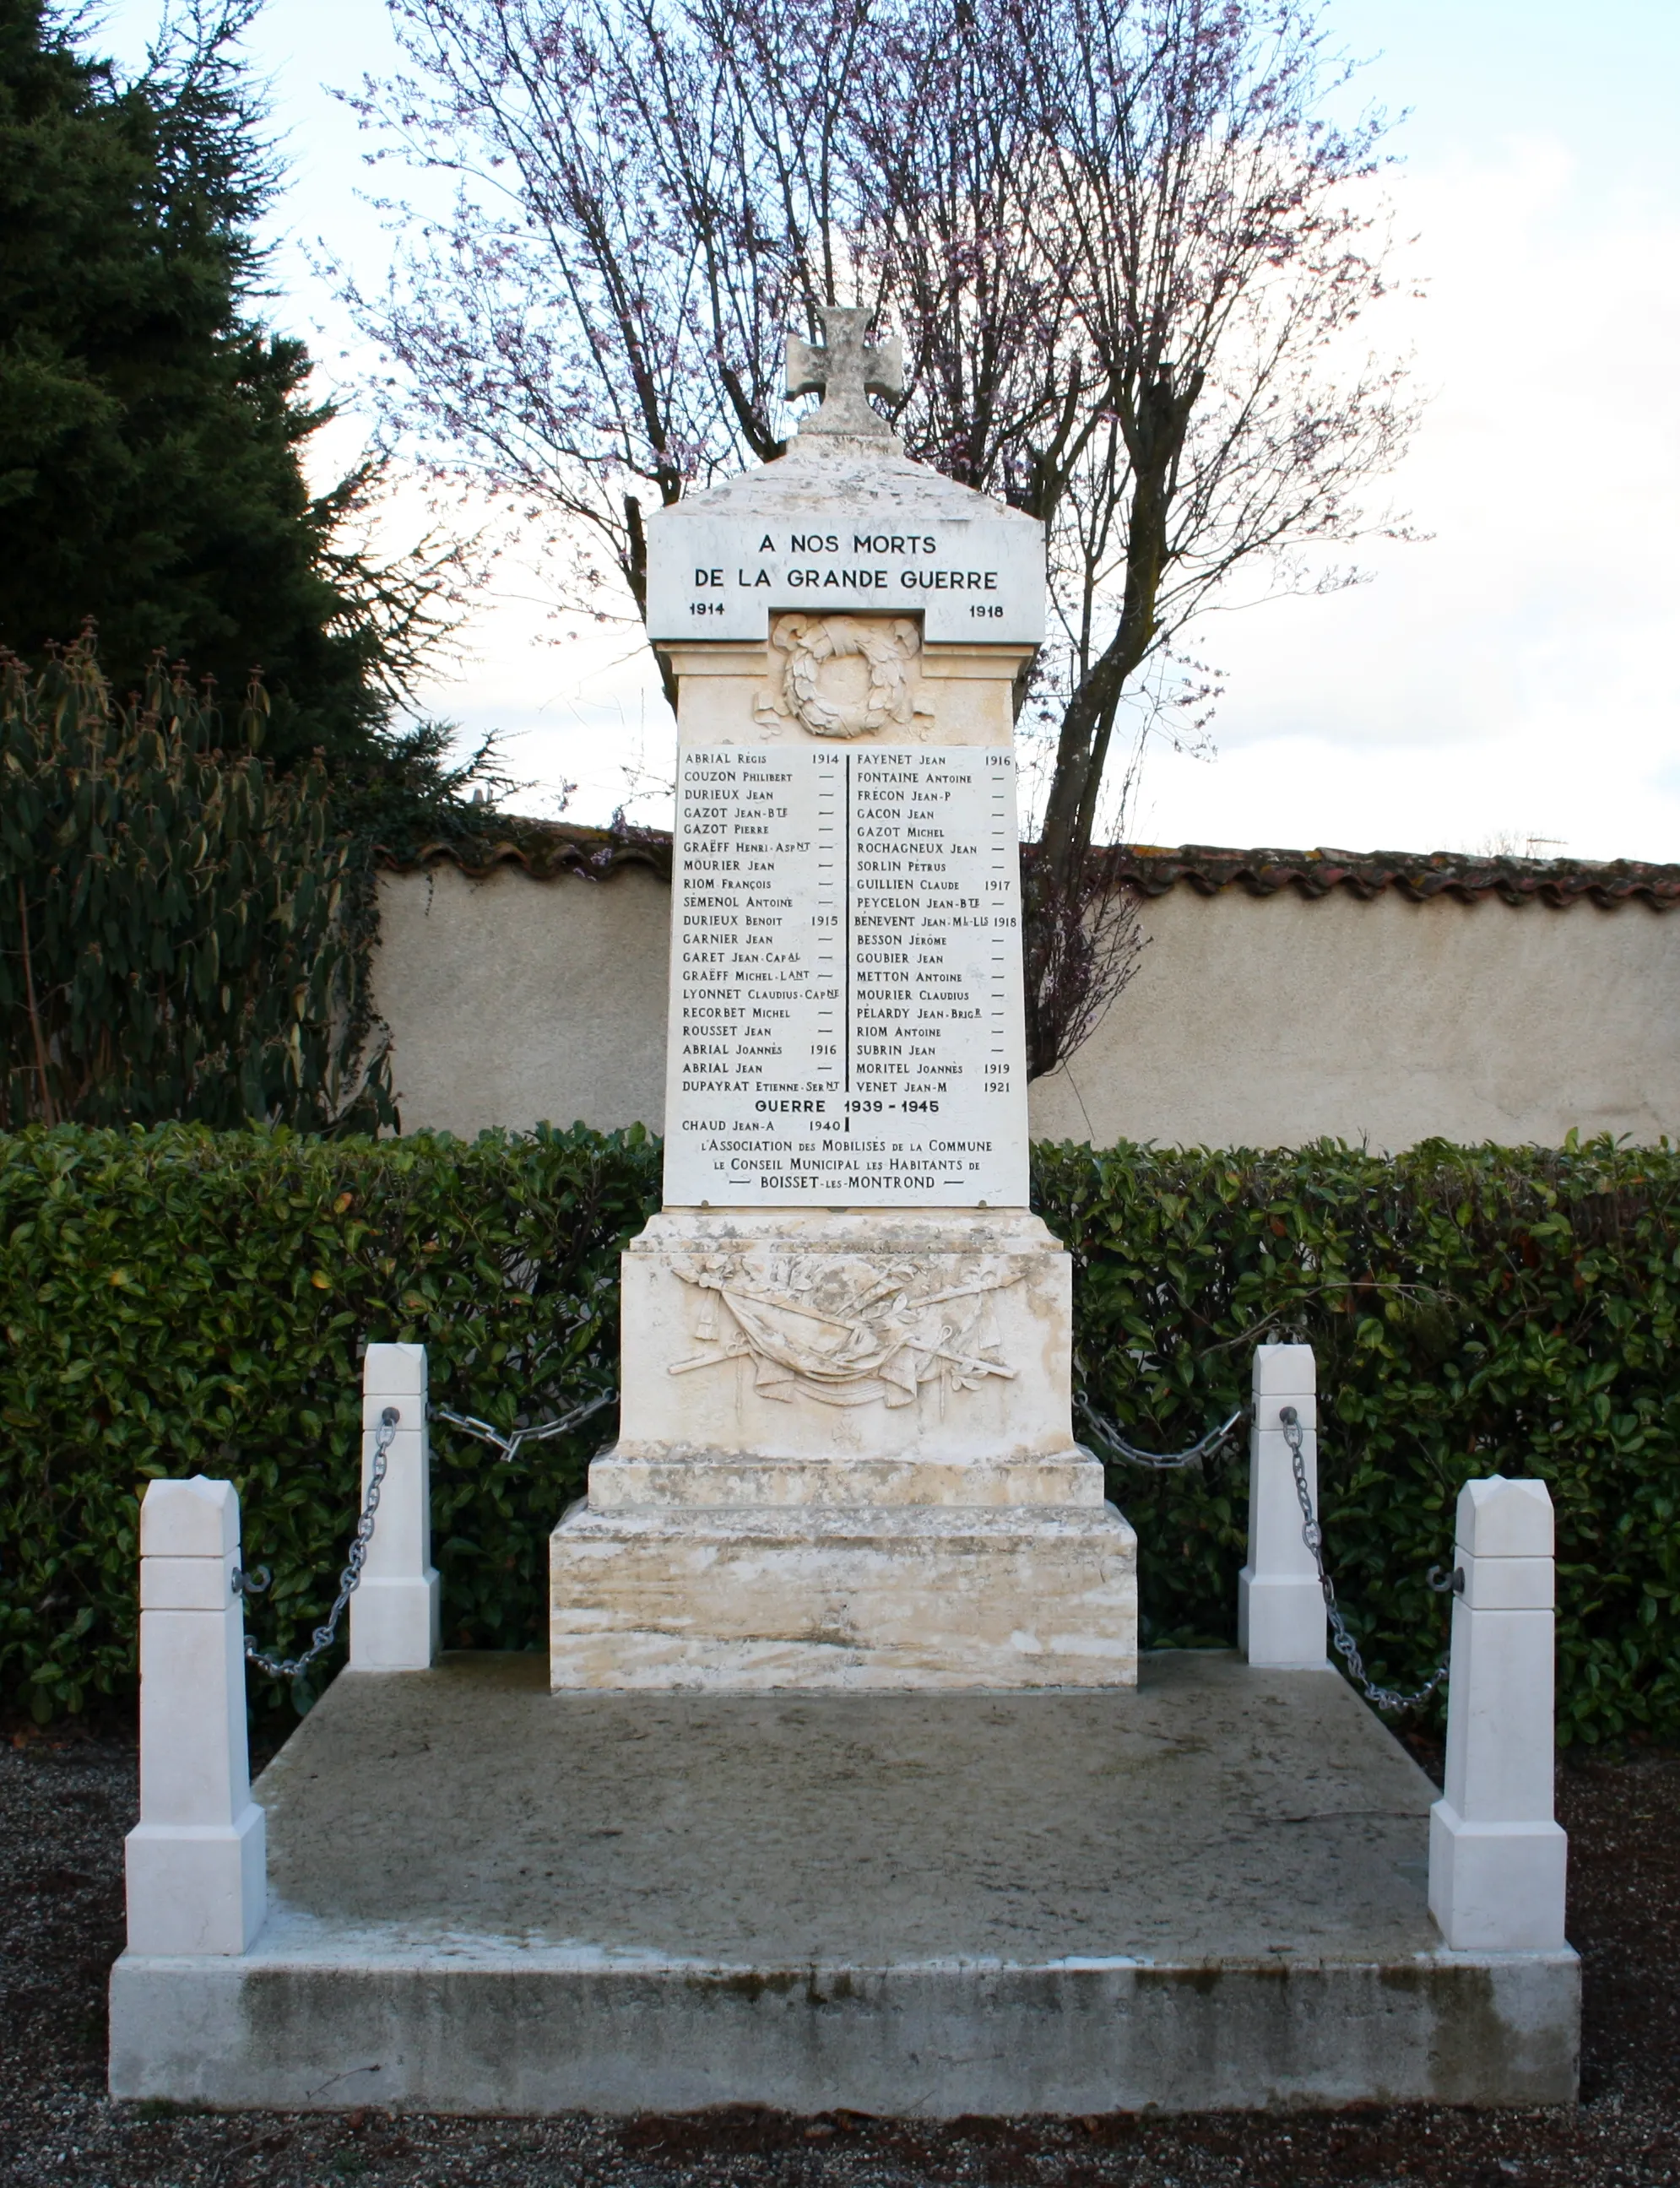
xmin=322 ymin=714 xmax=522 ymax=871
xmin=0 ymin=0 xmax=446 ymax=772
xmin=1041 ymin=1136 xmax=1680 ymax=1747
xmin=0 ymin=634 xmax=390 ymax=1128
xmin=0 ymin=1122 xmax=659 ymax=1720
xmin=2 ymin=1126 xmax=1676 ymax=1747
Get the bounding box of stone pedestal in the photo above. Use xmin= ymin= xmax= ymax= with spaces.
xmin=550 ymin=1210 xmax=1136 ymax=1687
xmin=349 ymin=1344 xmax=441 ymax=1673
xmin=1429 ymin=1476 xmax=1569 ymax=1950
xmin=110 ymin=1654 xmax=1581 ymax=2114
xmin=125 ymin=1478 xmax=266 ymax=1956
xmin=1238 ymin=1344 xmax=1329 ymax=1667
xmin=550 ymin=307 xmax=1135 ymax=1690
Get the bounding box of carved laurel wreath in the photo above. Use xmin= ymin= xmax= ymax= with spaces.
xmin=764 ymin=614 xmax=924 ymax=739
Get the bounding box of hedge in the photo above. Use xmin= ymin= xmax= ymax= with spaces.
xmin=2 ymin=1124 xmax=1677 ymax=1745
xmin=0 ymin=1124 xmax=657 ymax=1721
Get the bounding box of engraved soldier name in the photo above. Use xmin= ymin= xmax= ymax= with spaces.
xmin=662 ymin=744 xmax=1029 ymax=1208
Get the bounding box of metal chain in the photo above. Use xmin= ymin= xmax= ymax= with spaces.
xmin=236 ymin=1388 xmax=613 ymax=1688
xmin=430 ymin=1389 xmax=615 ymax=1462
xmin=1076 ymin=1394 xmax=1245 ymax=1471
xmin=1280 ymin=1405 xmax=1449 ymax=1714
xmin=240 ymin=1407 xmax=398 ymax=1684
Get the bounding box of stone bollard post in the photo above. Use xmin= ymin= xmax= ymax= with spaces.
xmin=1238 ymin=1343 xmax=1329 ymax=1668
xmin=124 ymin=1477 xmax=266 ymax=1955
xmin=349 ymin=1341 xmax=440 ymax=1671
xmin=1429 ymin=1476 xmax=1569 ymax=1950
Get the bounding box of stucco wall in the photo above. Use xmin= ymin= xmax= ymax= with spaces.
xmin=1030 ymin=885 xmax=1677 ymax=1149
xmin=373 ymin=864 xmax=1678 ymax=1149
xmin=376 ymin=864 xmax=671 ymax=1140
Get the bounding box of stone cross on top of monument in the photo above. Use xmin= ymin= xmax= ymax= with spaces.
xmin=786 ymin=303 xmax=903 ymax=438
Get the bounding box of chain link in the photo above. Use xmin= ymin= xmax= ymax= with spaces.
xmin=237 ymin=1387 xmax=614 ymax=1691
xmin=241 ymin=1407 xmax=398 ymax=1685
xmin=1076 ymin=1395 xmax=1245 ymax=1471
xmin=1280 ymin=1405 xmax=1449 ymax=1714
xmin=236 ymin=1380 xmax=1446 ymax=1718
xmin=430 ymin=1389 xmax=615 ymax=1462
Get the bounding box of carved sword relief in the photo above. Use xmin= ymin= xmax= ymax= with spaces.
xmin=669 ymin=1252 xmax=1022 ymax=1408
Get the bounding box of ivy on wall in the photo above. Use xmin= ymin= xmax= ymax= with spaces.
xmin=1 ymin=1124 xmax=1674 ymax=1747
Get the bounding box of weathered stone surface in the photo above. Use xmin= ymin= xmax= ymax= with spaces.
xmin=1430 ymin=1476 xmax=1569 ymax=1951
xmin=666 ymin=630 xmax=1033 ymax=751
xmin=108 ymin=1652 xmax=1580 ymax=2112
xmin=125 ymin=1478 xmax=266 ymax=1958
xmin=1238 ymin=1342 xmax=1329 ymax=1669
xmin=549 ymin=1504 xmax=1136 ymax=1691
xmin=552 ymin=411 xmax=1135 ymax=1690
xmin=663 ymin=741 xmax=1027 ymax=1209
xmin=553 ymin=1208 xmax=1136 ymax=1688
xmin=614 ymin=1210 xmax=1078 ymax=1463
xmin=643 ymin=440 xmax=1046 ymax=645
xmin=784 ymin=302 xmax=903 ymax=438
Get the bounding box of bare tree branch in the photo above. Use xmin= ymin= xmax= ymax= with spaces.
xmin=340 ymin=0 xmax=1417 ymax=1073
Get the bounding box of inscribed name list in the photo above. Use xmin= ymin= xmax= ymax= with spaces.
xmin=664 ymin=745 xmax=1029 ymax=1208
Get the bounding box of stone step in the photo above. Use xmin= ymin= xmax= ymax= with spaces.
xmin=550 ymin=1498 xmax=1138 ymax=1689
xmin=587 ymin=1449 xmax=1108 ymax=1508
xmin=108 ymin=1653 xmax=1580 ymax=2114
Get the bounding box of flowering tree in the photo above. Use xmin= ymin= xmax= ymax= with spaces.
xmin=345 ymin=0 xmax=1416 ymax=1073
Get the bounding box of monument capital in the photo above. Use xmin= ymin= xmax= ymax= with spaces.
xmin=644 ymin=351 xmax=1046 ymax=647
xmin=787 ymin=304 xmax=903 ymax=438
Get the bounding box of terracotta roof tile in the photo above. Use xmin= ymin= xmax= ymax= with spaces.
xmin=380 ymin=820 xmax=673 ymax=885
xmin=380 ymin=824 xmax=1680 ymax=913
xmin=1108 ymin=844 xmax=1680 ymax=910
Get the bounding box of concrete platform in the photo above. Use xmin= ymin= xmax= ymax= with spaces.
xmin=108 ymin=1652 xmax=1579 ymax=2115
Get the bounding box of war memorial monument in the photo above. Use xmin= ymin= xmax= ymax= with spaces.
xmin=107 ymin=311 xmax=1581 ymax=2117
xmin=548 ymin=306 xmax=1138 ymax=1689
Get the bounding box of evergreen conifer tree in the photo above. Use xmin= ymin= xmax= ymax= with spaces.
xmin=0 ymin=0 xmax=445 ymax=774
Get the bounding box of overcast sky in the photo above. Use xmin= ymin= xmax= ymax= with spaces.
xmin=100 ymin=0 xmax=1680 ymax=859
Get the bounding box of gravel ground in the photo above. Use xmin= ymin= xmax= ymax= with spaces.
xmin=2 ymin=1721 xmax=1677 ymax=2188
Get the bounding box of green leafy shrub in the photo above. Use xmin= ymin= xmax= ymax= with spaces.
xmin=1043 ymin=1135 xmax=1680 ymax=1747
xmin=0 ymin=1122 xmax=658 ymax=1720
xmin=0 ymin=636 xmax=390 ymax=1130
xmin=2 ymin=1125 xmax=1675 ymax=1746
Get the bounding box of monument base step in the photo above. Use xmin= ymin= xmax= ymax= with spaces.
xmin=548 ymin=1498 xmax=1138 ymax=1689
xmin=588 ymin=1449 xmax=1108 ymax=1508
xmin=109 ymin=1655 xmax=1580 ymax=2115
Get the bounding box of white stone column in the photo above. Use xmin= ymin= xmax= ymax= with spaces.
xmin=1429 ymin=1476 xmax=1568 ymax=1951
xmin=349 ymin=1342 xmax=440 ymax=1671
xmin=124 ymin=1477 xmax=266 ymax=1955
xmin=1238 ymin=1343 xmax=1329 ymax=1668
xmin=552 ymin=366 xmax=1136 ymax=1692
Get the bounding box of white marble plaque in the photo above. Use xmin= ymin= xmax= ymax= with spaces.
xmin=646 ymin=509 xmax=1044 ymax=645
xmin=664 ymin=746 xmax=1029 ymax=1207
